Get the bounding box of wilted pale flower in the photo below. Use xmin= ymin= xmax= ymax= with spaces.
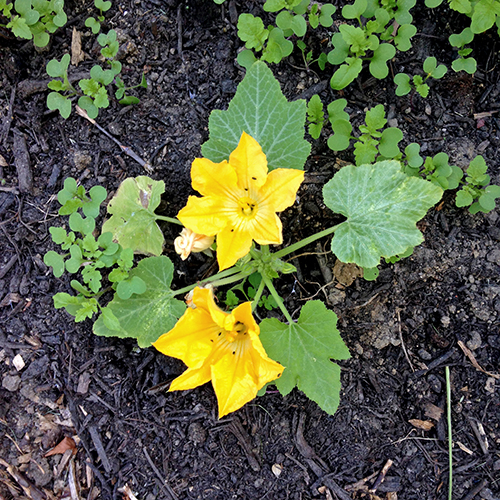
xmin=174 ymin=228 xmax=214 ymax=261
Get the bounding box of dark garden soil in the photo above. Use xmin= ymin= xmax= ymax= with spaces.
xmin=1 ymin=1 xmax=500 ymax=499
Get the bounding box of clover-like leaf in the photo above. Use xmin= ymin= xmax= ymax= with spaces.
xmin=323 ymin=160 xmax=443 ymax=268
xmin=69 ymin=212 xmax=95 ymax=235
xmin=369 ymin=43 xmax=396 ymax=79
xmin=379 ymin=128 xmax=403 ymax=158
xmin=394 ymin=24 xmax=417 ymax=52
xmin=236 ymin=49 xmax=258 ymax=70
xmin=263 ymin=0 xmax=286 ymax=11
xmin=262 ymin=27 xmax=293 ymax=63
xmin=116 ymin=276 xmax=147 ymax=300
xmin=93 ymin=256 xmax=186 ymax=347
xmin=405 ymin=143 xmax=423 ymax=169
xmin=85 ymin=17 xmax=100 ymax=34
xmin=44 ymin=250 xmax=65 ymax=277
xmin=452 ymin=57 xmax=477 ymax=74
xmin=47 ymin=91 xmax=72 ymax=119
xmin=327 ymin=98 xmax=349 ymax=123
xmin=95 ymin=0 xmax=112 ymax=11
xmin=202 ymin=61 xmax=310 ymax=171
xmin=394 ymin=73 xmax=411 ymax=96
xmin=449 ymin=27 xmax=474 ymax=48
xmin=46 ymin=53 xmax=70 ymax=78
xmin=319 ymin=4 xmax=336 ymax=26
xmin=328 ymin=120 xmax=352 ymax=151
xmin=101 ymin=176 xmax=165 ymax=256
xmin=260 ymin=300 xmax=350 ymax=415
xmin=342 ymin=0 xmax=368 ymax=19
xmin=82 ymin=185 xmax=107 ymax=218
xmin=328 ymin=32 xmax=350 ymax=65
xmin=394 ymin=0 xmax=416 ymax=24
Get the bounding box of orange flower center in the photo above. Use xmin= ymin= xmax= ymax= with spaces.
xmin=225 ymin=321 xmax=248 ymax=343
xmin=237 ymin=197 xmax=258 ymax=217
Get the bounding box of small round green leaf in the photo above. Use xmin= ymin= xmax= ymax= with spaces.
xmin=44 ymin=251 xmax=65 ymax=277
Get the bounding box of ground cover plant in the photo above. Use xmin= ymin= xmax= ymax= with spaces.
xmin=0 ymin=0 xmax=499 ymax=499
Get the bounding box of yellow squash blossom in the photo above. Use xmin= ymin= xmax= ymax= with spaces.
xmin=153 ymin=287 xmax=284 ymax=418
xmin=177 ymin=132 xmax=304 ymax=270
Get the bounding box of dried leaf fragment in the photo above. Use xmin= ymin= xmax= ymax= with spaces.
xmin=71 ymin=28 xmax=85 ymax=66
xmin=423 ymin=401 xmax=444 ymax=421
xmin=408 ymin=419 xmax=434 ymax=431
xmin=272 ymin=463 xmax=283 ymax=478
xmin=45 ymin=436 xmax=77 ymax=457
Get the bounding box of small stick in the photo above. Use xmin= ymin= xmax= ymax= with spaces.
xmin=369 ymin=459 xmax=393 ymax=493
xmin=458 ymin=340 xmax=500 ymax=379
xmin=2 ymin=85 xmax=16 ymax=148
xmin=75 ymin=106 xmax=152 ymax=173
xmin=445 ymin=366 xmax=452 ymax=500
xmin=397 ymin=309 xmax=415 ymax=372
xmin=142 ymin=447 xmax=179 ymax=500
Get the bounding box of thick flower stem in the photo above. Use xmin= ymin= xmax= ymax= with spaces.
xmin=273 ymin=224 xmax=339 ymax=260
xmin=172 ymin=268 xmax=245 ymax=297
xmin=251 ymin=278 xmax=266 ymax=313
xmin=155 ymin=215 xmax=184 ymax=225
xmin=263 ymin=276 xmax=294 ymax=324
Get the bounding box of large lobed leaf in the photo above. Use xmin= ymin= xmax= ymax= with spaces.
xmin=202 ymin=61 xmax=310 ymax=171
xmin=260 ymin=300 xmax=350 ymax=415
xmin=102 ymin=176 xmax=165 ymax=256
xmin=323 ymin=160 xmax=443 ymax=268
xmin=93 ymin=256 xmax=186 ymax=347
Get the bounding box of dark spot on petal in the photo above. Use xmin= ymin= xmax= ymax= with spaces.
xmin=218 ymin=332 xmax=222 ymax=336
xmin=277 ymin=373 xmax=281 ymax=377
xmin=244 ymin=188 xmax=248 ymax=191
xmin=210 ymin=339 xmax=214 ymax=342
xmin=252 ymin=177 xmax=257 ymax=180
xmin=232 ymin=352 xmax=235 ymax=355
xmin=231 ymin=229 xmax=234 ymax=232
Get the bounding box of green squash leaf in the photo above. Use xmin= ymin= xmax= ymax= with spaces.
xmin=102 ymin=176 xmax=166 ymax=256
xmin=202 ymin=61 xmax=310 ymax=171
xmin=323 ymin=160 xmax=443 ymax=268
xmin=93 ymin=256 xmax=186 ymax=347
xmin=260 ymin=300 xmax=350 ymax=415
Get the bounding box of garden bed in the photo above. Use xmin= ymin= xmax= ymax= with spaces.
xmin=0 ymin=0 xmax=499 ymax=499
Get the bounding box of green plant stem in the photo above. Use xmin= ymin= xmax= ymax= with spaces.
xmin=251 ymin=278 xmax=266 ymax=312
xmin=262 ymin=276 xmax=294 ymax=324
xmin=155 ymin=215 xmax=183 ymax=225
xmin=446 ymin=366 xmax=452 ymax=500
xmin=273 ymin=224 xmax=339 ymax=259
xmin=172 ymin=271 xmax=247 ymax=298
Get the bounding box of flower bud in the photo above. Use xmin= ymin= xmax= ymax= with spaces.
xmin=174 ymin=228 xmax=214 ymax=261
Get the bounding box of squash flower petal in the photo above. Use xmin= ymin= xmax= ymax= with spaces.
xmin=152 ymin=287 xmax=284 ymax=418
xmin=174 ymin=228 xmax=214 ymax=261
xmin=177 ymin=132 xmax=304 ymax=270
